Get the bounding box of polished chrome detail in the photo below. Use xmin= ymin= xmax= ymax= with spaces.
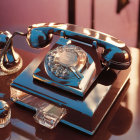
xmin=69 ymin=66 xmax=83 ymax=79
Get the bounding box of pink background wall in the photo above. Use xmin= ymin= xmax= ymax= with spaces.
xmin=75 ymin=0 xmax=139 ymax=47
xmin=94 ymin=0 xmax=139 ymax=47
xmin=0 ymin=0 xmax=139 ymax=47
xmin=0 ymin=0 xmax=67 ymax=30
xmin=76 ymin=0 xmax=91 ymax=28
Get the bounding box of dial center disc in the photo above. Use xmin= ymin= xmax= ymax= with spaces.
xmin=55 ymin=51 xmax=78 ymax=67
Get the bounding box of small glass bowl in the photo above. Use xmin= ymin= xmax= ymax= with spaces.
xmin=0 ymin=100 xmax=11 ymax=128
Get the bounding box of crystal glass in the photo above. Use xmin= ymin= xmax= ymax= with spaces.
xmin=0 ymin=100 xmax=11 ymax=128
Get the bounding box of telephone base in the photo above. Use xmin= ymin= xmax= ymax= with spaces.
xmin=10 ymin=52 xmax=131 ymax=135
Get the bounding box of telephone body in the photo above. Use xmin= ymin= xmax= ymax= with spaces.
xmin=10 ymin=23 xmax=131 ymax=135
xmin=27 ymin=23 xmax=131 ymax=97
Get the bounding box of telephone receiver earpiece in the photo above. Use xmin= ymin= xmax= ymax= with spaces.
xmin=26 ymin=23 xmax=131 ymax=70
xmin=26 ymin=27 xmax=52 ymax=48
xmin=101 ymin=45 xmax=131 ymax=70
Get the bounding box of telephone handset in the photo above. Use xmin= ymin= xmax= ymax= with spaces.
xmin=26 ymin=23 xmax=131 ymax=70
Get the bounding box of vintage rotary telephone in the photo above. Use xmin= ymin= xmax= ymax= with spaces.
xmin=27 ymin=23 xmax=131 ymax=97
xmin=0 ymin=23 xmax=131 ymax=135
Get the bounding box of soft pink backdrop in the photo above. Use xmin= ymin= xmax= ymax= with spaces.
xmin=0 ymin=0 xmax=67 ymax=30
xmin=0 ymin=0 xmax=139 ymax=47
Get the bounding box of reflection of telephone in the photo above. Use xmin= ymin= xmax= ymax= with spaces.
xmin=9 ymin=23 xmax=131 ymax=135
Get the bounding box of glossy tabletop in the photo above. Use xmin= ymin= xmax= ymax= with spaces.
xmin=0 ymin=46 xmax=139 ymax=140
